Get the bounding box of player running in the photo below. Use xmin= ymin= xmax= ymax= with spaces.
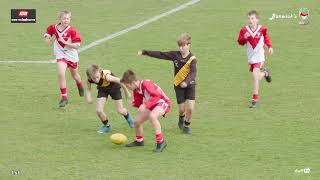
xmin=44 ymin=10 xmax=84 ymax=107
xmin=237 ymin=10 xmax=274 ymax=108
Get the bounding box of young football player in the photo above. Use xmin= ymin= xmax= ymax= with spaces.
xmin=121 ymin=70 xmax=171 ymax=152
xmin=237 ymin=10 xmax=273 ymax=108
xmin=86 ymin=64 xmax=134 ymax=133
xmin=44 ymin=10 xmax=84 ymax=107
xmin=138 ymin=33 xmax=197 ymax=134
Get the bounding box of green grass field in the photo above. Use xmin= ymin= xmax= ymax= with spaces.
xmin=1 ymin=0 xmax=320 ymax=179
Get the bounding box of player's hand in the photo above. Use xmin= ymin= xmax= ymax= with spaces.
xmin=268 ymin=48 xmax=274 ymax=55
xmin=45 ymin=37 xmax=51 ymax=45
xmin=244 ymin=32 xmax=250 ymax=39
xmin=137 ymin=50 xmax=143 ymax=56
xmin=180 ymin=81 xmax=187 ymax=88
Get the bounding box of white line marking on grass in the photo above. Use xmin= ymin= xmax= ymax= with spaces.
xmin=0 ymin=0 xmax=200 ymax=64
xmin=78 ymin=0 xmax=200 ymax=53
xmin=0 ymin=60 xmax=55 ymax=64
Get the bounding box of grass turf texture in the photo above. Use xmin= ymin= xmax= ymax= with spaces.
xmin=0 ymin=0 xmax=320 ymax=179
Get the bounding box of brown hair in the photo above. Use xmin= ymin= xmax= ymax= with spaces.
xmin=177 ymin=33 xmax=191 ymax=46
xmin=59 ymin=10 xmax=71 ymax=19
xmin=247 ymin=10 xmax=259 ymax=18
xmin=86 ymin=64 xmax=101 ymax=79
xmin=120 ymin=70 xmax=137 ymax=84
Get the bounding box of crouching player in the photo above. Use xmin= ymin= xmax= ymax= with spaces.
xmin=44 ymin=10 xmax=84 ymax=107
xmin=121 ymin=70 xmax=171 ymax=152
xmin=85 ymin=64 xmax=134 ymax=133
xmin=138 ymin=33 xmax=197 ymax=134
xmin=237 ymin=10 xmax=274 ymax=108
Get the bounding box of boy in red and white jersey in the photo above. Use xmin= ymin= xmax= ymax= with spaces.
xmin=44 ymin=10 xmax=84 ymax=107
xmin=237 ymin=10 xmax=274 ymax=108
xmin=121 ymin=70 xmax=171 ymax=152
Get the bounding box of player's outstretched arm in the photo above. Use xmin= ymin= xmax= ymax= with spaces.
xmin=106 ymin=74 xmax=121 ymax=84
xmin=120 ymin=83 xmax=132 ymax=100
xmin=86 ymin=81 xmax=93 ymax=103
xmin=138 ymin=50 xmax=174 ymax=61
xmin=106 ymin=74 xmax=132 ymax=99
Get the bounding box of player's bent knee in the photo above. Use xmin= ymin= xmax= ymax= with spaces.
xmin=179 ymin=109 xmax=185 ymax=115
xmin=134 ymin=120 xmax=141 ymax=126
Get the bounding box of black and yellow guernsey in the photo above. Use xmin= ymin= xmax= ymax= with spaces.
xmin=88 ymin=70 xmax=120 ymax=89
xmin=141 ymin=50 xmax=197 ymax=87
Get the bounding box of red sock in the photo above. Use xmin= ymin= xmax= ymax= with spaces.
xmin=135 ymin=135 xmax=144 ymax=142
xmin=252 ymin=94 xmax=259 ymax=102
xmin=60 ymin=88 xmax=68 ymax=100
xmin=76 ymin=81 xmax=83 ymax=89
xmin=155 ymin=133 xmax=164 ymax=144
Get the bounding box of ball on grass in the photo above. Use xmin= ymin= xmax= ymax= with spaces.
xmin=110 ymin=133 xmax=128 ymax=145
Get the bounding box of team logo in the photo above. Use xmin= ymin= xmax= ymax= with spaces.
xmin=299 ymin=8 xmax=310 ymax=25
xmin=174 ymin=60 xmax=179 ymax=67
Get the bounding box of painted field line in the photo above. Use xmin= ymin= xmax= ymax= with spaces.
xmin=78 ymin=0 xmax=200 ymax=53
xmin=0 ymin=0 xmax=200 ymax=64
xmin=0 ymin=60 xmax=55 ymax=64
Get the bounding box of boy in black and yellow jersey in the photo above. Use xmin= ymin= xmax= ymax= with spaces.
xmin=86 ymin=64 xmax=134 ymax=133
xmin=138 ymin=33 xmax=197 ymax=134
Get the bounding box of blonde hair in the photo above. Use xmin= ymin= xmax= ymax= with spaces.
xmin=59 ymin=10 xmax=71 ymax=19
xmin=86 ymin=64 xmax=102 ymax=80
xmin=248 ymin=10 xmax=259 ymax=18
xmin=177 ymin=33 xmax=191 ymax=46
xmin=120 ymin=70 xmax=137 ymax=84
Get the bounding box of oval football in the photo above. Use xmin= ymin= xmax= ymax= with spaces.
xmin=110 ymin=133 xmax=127 ymax=145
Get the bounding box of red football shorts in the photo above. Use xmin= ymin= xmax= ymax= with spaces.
xmin=57 ymin=58 xmax=78 ymax=69
xmin=149 ymin=100 xmax=171 ymax=117
xmin=249 ymin=62 xmax=264 ymax=72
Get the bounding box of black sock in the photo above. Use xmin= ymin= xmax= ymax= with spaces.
xmin=102 ymin=119 xmax=109 ymax=126
xmin=179 ymin=115 xmax=185 ymax=121
xmin=184 ymin=121 xmax=191 ymax=127
xmin=123 ymin=113 xmax=129 ymax=120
